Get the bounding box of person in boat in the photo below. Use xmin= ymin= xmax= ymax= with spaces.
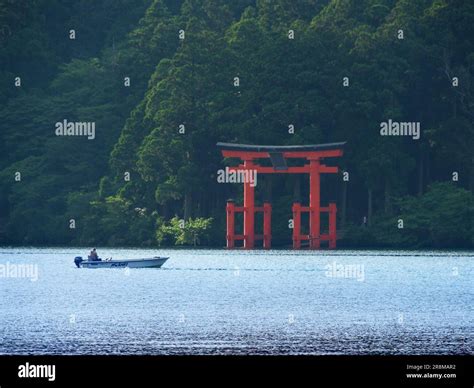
xmin=89 ymin=248 xmax=100 ymax=261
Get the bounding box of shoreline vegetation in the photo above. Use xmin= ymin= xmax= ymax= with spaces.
xmin=1 ymin=246 xmax=473 ymax=253
xmin=0 ymin=1 xmax=473 ymax=249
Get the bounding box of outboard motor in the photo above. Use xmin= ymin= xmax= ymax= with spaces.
xmin=74 ymin=256 xmax=83 ymax=268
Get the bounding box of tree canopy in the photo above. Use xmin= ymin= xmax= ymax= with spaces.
xmin=0 ymin=0 xmax=472 ymax=248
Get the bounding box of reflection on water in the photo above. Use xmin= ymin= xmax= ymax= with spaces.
xmin=0 ymin=248 xmax=472 ymax=355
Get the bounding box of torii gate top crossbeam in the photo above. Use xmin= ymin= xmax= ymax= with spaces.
xmin=217 ymin=142 xmax=345 ymax=161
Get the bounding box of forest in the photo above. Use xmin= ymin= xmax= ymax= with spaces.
xmin=0 ymin=0 xmax=472 ymax=248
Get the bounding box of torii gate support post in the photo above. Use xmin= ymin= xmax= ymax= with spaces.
xmin=226 ymin=200 xmax=235 ymax=248
xmin=263 ymin=202 xmax=272 ymax=249
xmin=309 ymin=158 xmax=321 ymax=249
xmin=329 ymin=202 xmax=337 ymax=249
xmin=243 ymin=159 xmax=255 ymax=249
xmin=292 ymin=202 xmax=301 ymax=249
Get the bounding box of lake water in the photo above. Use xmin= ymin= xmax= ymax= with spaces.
xmin=0 ymin=248 xmax=472 ymax=355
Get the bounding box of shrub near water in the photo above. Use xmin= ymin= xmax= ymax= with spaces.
xmin=342 ymin=183 xmax=473 ymax=249
xmin=395 ymin=183 xmax=473 ymax=248
xmin=157 ymin=216 xmax=213 ymax=247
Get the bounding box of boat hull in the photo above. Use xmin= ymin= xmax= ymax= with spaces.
xmin=78 ymin=257 xmax=168 ymax=269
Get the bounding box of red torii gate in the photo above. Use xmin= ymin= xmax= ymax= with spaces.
xmin=217 ymin=142 xmax=345 ymax=249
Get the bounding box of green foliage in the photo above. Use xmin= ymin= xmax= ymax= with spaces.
xmin=339 ymin=223 xmax=376 ymax=248
xmin=156 ymin=216 xmax=213 ymax=246
xmin=342 ymin=183 xmax=473 ymax=248
xmin=0 ymin=0 xmax=473 ymax=249
xmin=394 ymin=183 xmax=473 ymax=248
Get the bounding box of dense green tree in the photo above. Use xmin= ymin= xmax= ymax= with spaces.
xmin=1 ymin=0 xmax=472 ymax=248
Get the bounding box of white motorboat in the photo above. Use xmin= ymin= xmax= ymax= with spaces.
xmin=74 ymin=256 xmax=168 ymax=269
